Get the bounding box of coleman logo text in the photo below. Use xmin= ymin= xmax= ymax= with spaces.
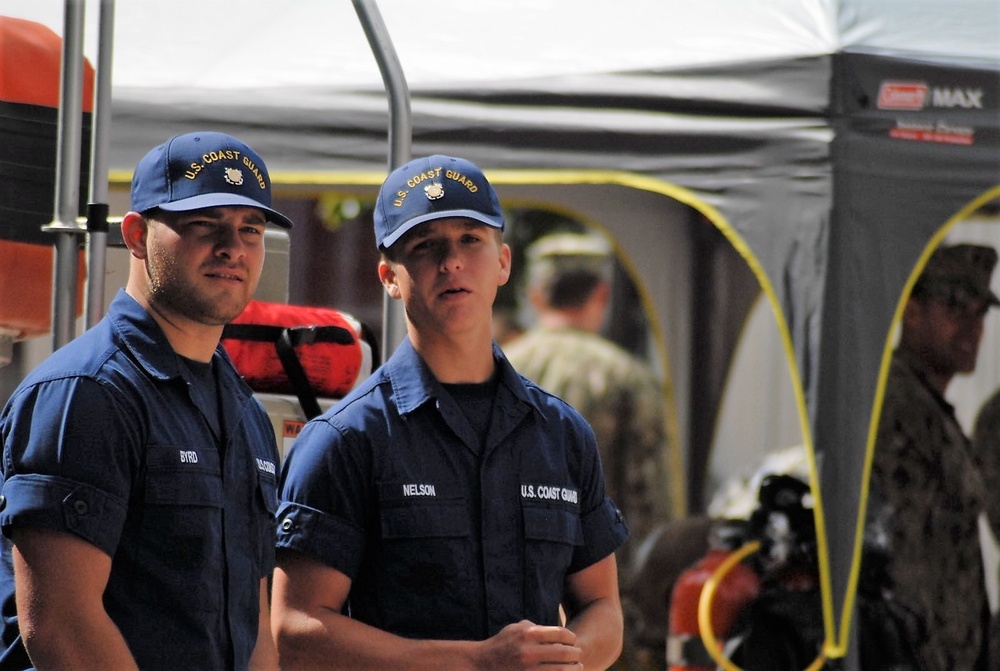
xmin=878 ymin=82 xmax=984 ymax=110
xmin=931 ymin=87 xmax=983 ymax=109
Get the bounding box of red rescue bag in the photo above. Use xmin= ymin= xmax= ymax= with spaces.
xmin=222 ymin=300 xmax=375 ymax=418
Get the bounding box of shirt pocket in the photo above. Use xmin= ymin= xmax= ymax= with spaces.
xmin=521 ymin=504 xmax=583 ymax=616
xmin=136 ymin=445 xmax=224 ymax=612
xmin=377 ymin=500 xmax=474 ymax=635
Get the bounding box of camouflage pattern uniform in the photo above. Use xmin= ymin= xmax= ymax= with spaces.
xmin=505 ymin=326 xmax=671 ymax=671
xmin=973 ymin=387 xmax=1000 ymax=532
xmin=972 ymin=388 xmax=1000 ymax=670
xmin=864 ymin=348 xmax=988 ymax=670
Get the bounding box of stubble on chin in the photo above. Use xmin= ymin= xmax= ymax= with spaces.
xmin=146 ymin=255 xmax=251 ymax=327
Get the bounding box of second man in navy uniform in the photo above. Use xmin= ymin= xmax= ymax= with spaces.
xmin=272 ymin=154 xmax=628 ymax=670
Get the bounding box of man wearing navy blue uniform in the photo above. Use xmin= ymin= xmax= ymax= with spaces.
xmin=0 ymin=132 xmax=294 ymax=670
xmin=272 ymin=155 xmax=628 ymax=670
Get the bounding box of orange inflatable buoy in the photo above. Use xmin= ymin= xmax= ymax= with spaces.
xmin=0 ymin=15 xmax=95 ymax=108
xmin=0 ymin=240 xmax=85 ymax=340
xmin=0 ymin=16 xmax=94 ymax=338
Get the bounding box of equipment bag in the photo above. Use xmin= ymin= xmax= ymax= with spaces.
xmin=221 ymin=300 xmax=376 ymax=419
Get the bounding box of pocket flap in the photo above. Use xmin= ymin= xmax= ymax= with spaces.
xmin=381 ymin=503 xmax=470 ymax=540
xmin=523 ymin=506 xmax=583 ymax=545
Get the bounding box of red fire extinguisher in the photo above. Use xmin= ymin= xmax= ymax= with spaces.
xmin=666 ymin=519 xmax=760 ymax=671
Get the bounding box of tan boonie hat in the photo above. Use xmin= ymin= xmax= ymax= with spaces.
xmin=526 ymin=232 xmax=613 ymax=287
xmin=914 ymin=243 xmax=1000 ymax=308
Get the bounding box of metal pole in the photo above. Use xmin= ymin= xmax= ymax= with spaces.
xmin=45 ymin=0 xmax=88 ymax=349
xmin=351 ymin=0 xmax=411 ymax=363
xmin=84 ymin=0 xmax=116 ymax=328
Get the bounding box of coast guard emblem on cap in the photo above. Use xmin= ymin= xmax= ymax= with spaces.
xmin=223 ymin=167 xmax=244 ymax=186
xmin=424 ymin=182 xmax=444 ymax=200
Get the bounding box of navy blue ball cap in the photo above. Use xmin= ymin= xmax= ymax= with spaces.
xmin=130 ymin=131 xmax=294 ymax=228
xmin=374 ymin=155 xmax=503 ymax=249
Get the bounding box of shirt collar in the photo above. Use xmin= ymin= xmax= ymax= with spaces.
xmin=384 ymin=338 xmax=537 ymax=416
xmin=106 ymin=288 xmax=231 ymax=384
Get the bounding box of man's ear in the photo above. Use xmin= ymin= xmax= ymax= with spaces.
xmin=900 ymin=296 xmax=929 ymax=345
xmin=902 ymin=296 xmax=923 ymax=327
xmin=120 ymin=212 xmax=149 ymax=260
xmin=592 ymin=280 xmax=611 ymax=308
xmin=378 ymin=259 xmax=401 ymax=300
xmin=497 ymin=243 xmax=512 ymax=287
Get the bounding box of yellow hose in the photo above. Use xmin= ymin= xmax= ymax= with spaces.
xmin=696 ymin=540 xmax=826 ymax=671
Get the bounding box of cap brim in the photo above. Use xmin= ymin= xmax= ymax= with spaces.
xmin=157 ymin=193 xmax=294 ymax=229
xmin=380 ymin=209 xmax=503 ymax=249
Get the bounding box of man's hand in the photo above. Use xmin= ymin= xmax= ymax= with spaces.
xmin=475 ymin=620 xmax=583 ymax=670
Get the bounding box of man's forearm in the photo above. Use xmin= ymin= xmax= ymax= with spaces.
xmin=24 ymin=613 xmax=139 ymax=671
xmin=275 ymin=608 xmax=479 ymax=671
xmin=566 ymin=597 xmax=624 ymax=671
xmin=249 ymin=578 xmax=278 ymax=671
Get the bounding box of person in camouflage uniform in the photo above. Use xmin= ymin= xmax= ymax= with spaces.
xmin=972 ymin=371 xmax=1000 ymax=669
xmin=503 ymin=232 xmax=673 ymax=670
xmin=862 ymin=243 xmax=998 ymax=671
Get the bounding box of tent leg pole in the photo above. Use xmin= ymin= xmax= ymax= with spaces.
xmin=350 ymin=0 xmax=412 ymax=360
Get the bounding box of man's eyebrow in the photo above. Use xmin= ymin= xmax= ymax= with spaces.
xmin=402 ymin=228 xmax=433 ymax=245
xmin=182 ymin=207 xmax=226 ymax=219
xmin=184 ymin=207 xmax=268 ymax=224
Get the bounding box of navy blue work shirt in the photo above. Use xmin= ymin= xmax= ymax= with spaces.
xmin=276 ymin=338 xmax=628 ymax=640
xmin=0 ymin=290 xmax=279 ymax=671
